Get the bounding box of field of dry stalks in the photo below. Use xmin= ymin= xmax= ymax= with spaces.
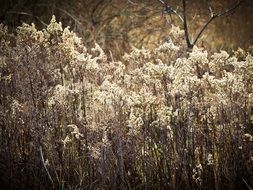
xmin=0 ymin=17 xmax=252 ymax=190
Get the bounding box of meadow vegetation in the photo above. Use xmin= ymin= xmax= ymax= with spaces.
xmin=0 ymin=16 xmax=252 ymax=189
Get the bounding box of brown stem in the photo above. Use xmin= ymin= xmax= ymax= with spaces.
xmin=182 ymin=0 xmax=193 ymax=48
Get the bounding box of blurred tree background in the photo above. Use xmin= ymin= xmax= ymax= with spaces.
xmin=0 ymin=0 xmax=252 ymax=55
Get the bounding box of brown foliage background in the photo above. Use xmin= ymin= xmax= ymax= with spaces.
xmin=0 ymin=0 xmax=253 ymax=55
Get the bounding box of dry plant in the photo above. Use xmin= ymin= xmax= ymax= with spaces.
xmin=0 ymin=16 xmax=252 ymax=190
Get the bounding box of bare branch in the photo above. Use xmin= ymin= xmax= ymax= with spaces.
xmin=242 ymin=178 xmax=253 ymax=190
xmin=191 ymin=0 xmax=244 ymax=47
xmin=158 ymin=0 xmax=184 ymax=22
xmin=7 ymin=11 xmax=47 ymax=26
xmin=208 ymin=3 xmax=214 ymax=17
xmin=191 ymin=16 xmax=214 ymax=46
xmin=217 ymin=0 xmax=244 ymax=17
xmin=182 ymin=0 xmax=193 ymax=48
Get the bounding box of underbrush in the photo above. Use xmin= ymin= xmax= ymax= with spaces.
xmin=0 ymin=16 xmax=252 ymax=190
